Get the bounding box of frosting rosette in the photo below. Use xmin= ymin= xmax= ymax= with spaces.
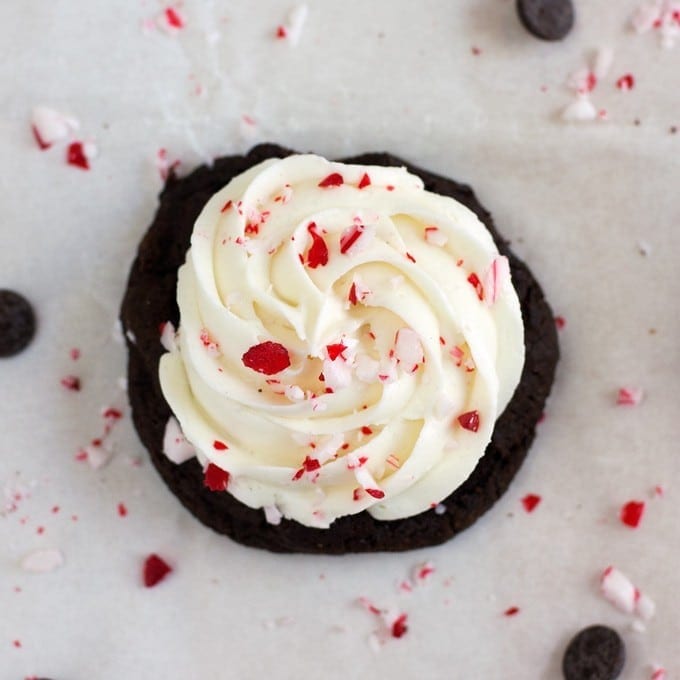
xmin=159 ymin=154 xmax=525 ymax=528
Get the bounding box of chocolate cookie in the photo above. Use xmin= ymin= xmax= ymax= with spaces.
xmin=120 ymin=144 xmax=559 ymax=554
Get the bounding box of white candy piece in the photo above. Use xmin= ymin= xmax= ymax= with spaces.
xmin=263 ymin=505 xmax=283 ymax=525
xmin=600 ymin=566 xmax=656 ymax=620
xmin=163 ymin=416 xmax=196 ymax=464
xmin=394 ymin=328 xmax=423 ymax=370
xmin=160 ymin=321 xmax=177 ymax=352
xmin=31 ymin=106 xmax=79 ymax=148
xmin=285 ymin=4 xmax=308 ymax=46
xmin=562 ymin=96 xmax=598 ymax=122
xmin=21 ymin=548 xmax=64 ymax=573
xmin=483 ymin=256 xmax=510 ymax=306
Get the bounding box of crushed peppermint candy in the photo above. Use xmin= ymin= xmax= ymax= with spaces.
xmin=60 ymin=375 xmax=81 ymax=391
xmin=275 ymin=4 xmax=308 ymax=46
xmin=162 ymin=416 xmax=196 ymax=464
xmin=631 ymin=1 xmax=680 ymax=48
xmin=156 ymin=148 xmax=180 ymax=181
xmin=483 ymin=256 xmax=510 ymax=306
xmin=616 ymin=387 xmax=644 ymax=406
xmin=264 ymin=505 xmax=283 ymax=525
xmin=521 ymin=494 xmax=542 ymax=513
xmin=394 ymin=327 xmax=424 ymax=371
xmin=358 ymin=597 xmax=409 ymax=644
xmin=504 ymin=606 xmax=520 ymax=617
xmin=620 ymin=500 xmax=645 ymax=528
xmin=616 ymin=73 xmax=636 ymax=90
xmin=305 ymin=222 xmax=329 ymax=268
xmin=242 ymin=341 xmax=291 ymax=375
xmin=318 ymin=172 xmax=344 ymax=188
xmin=31 ymin=106 xmax=79 ymax=149
xmin=157 ymin=6 xmax=185 ymax=34
xmin=203 ymin=463 xmax=230 ymax=491
xmin=562 ymin=95 xmax=598 ymax=122
xmin=21 ymin=548 xmax=64 ymax=573
xmin=159 ymin=321 xmax=177 ymax=352
xmin=67 ymin=141 xmax=95 ymax=170
xmin=457 ymin=410 xmax=480 ymax=432
xmin=143 ymin=554 xmax=173 ymax=587
xmin=650 ymin=665 xmax=667 ymax=679
xmin=600 ymin=566 xmax=655 ymax=619
xmin=424 ymin=225 xmax=448 ymax=246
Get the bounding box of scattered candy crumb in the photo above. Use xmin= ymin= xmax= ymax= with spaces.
xmin=60 ymin=375 xmax=81 ymax=391
xmin=620 ymin=500 xmax=645 ymax=528
xmin=275 ymin=4 xmax=308 ymax=46
xmin=504 ymin=606 xmax=520 ymax=617
xmin=521 ymin=494 xmax=542 ymax=513
xmin=117 ymin=502 xmax=128 ymax=517
xmin=143 ymin=554 xmax=173 ymax=588
xmin=616 ymin=387 xmax=644 ymax=406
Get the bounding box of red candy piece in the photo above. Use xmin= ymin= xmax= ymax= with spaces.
xmin=318 ymin=172 xmax=343 ymax=188
xmin=340 ymin=224 xmax=364 ymax=254
xmin=361 ymin=426 xmax=373 ymax=435
xmin=32 ymin=125 xmax=51 ymax=150
xmin=366 ymin=488 xmax=385 ymax=499
xmin=522 ymin=494 xmax=542 ymax=513
xmin=348 ymin=282 xmax=358 ymax=305
xmin=358 ymin=173 xmax=371 ymax=189
xmin=504 ymin=606 xmax=520 ymax=617
xmin=306 ymin=222 xmax=329 ymax=268
xmin=391 ymin=613 xmax=408 ymax=638
xmin=67 ymin=142 xmax=89 ymax=170
xmin=616 ymin=74 xmax=635 ymax=91
xmin=118 ymin=502 xmax=128 ymax=517
xmin=213 ymin=440 xmax=228 ymax=451
xmin=143 ymin=554 xmax=172 ymax=587
xmin=165 ymin=7 xmax=184 ymax=29
xmin=242 ymin=341 xmax=291 ymax=375
xmin=60 ymin=375 xmax=81 ymax=391
xmin=620 ymin=500 xmax=645 ymax=528
xmin=326 ymin=343 xmax=346 ymax=360
xmin=467 ymin=273 xmax=484 ymax=300
xmin=457 ymin=410 xmax=480 ymax=432
xmin=203 ymin=463 xmax=230 ymax=491
xmin=276 ymin=25 xmax=287 ymax=38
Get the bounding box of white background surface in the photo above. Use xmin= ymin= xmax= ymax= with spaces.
xmin=1 ymin=1 xmax=679 ymax=678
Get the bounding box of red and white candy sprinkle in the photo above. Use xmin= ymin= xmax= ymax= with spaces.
xmin=162 ymin=417 xmax=196 ymax=464
xmin=21 ymin=548 xmax=64 ymax=573
xmin=31 ymin=106 xmax=79 ymax=150
xmin=521 ymin=494 xmax=542 ymax=513
xmin=159 ymin=321 xmax=177 ymax=352
xmin=616 ymin=387 xmax=644 ymax=406
xmin=650 ymin=665 xmax=667 ymax=680
xmin=483 ymin=256 xmax=510 ymax=306
xmin=600 ymin=566 xmax=655 ymax=619
xmin=276 ymin=4 xmax=309 ymax=46
xmin=264 ymin=504 xmax=283 ymax=525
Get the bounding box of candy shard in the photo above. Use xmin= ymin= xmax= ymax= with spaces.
xmin=163 ymin=416 xmax=196 ymax=464
xmin=30 ymin=106 xmax=79 ymax=149
xmin=562 ymin=95 xmax=598 ymax=122
xmin=21 ymin=548 xmax=64 ymax=573
xmin=616 ymin=387 xmax=644 ymax=406
xmin=264 ymin=504 xmax=283 ymax=525
xmin=620 ymin=500 xmax=645 ymax=528
xmin=203 ymin=463 xmax=230 ymax=491
xmin=143 ymin=554 xmax=172 ymax=587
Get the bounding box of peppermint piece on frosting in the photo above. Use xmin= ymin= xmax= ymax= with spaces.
xmin=163 ymin=417 xmax=195 ymax=464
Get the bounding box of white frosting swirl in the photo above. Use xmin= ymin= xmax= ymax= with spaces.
xmin=159 ymin=154 xmax=524 ymax=528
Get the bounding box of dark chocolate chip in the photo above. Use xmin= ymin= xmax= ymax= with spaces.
xmin=516 ymin=0 xmax=575 ymax=41
xmin=562 ymin=625 xmax=626 ymax=680
xmin=0 ymin=289 xmax=36 ymax=358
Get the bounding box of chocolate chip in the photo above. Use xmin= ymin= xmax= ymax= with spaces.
xmin=0 ymin=290 xmax=36 ymax=357
xmin=562 ymin=625 xmax=625 ymax=680
xmin=516 ymin=0 xmax=575 ymax=41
